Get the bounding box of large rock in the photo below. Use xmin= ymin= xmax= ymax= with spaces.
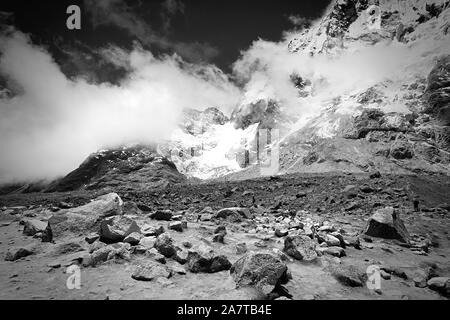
xmin=390 ymin=140 xmax=414 ymax=159
xmin=283 ymin=235 xmax=318 ymax=262
xmin=139 ymin=236 xmax=157 ymax=249
xmin=230 ymin=251 xmax=289 ymax=296
xmin=363 ymin=207 xmax=410 ymax=243
xmin=186 ymin=245 xmax=231 ymax=273
xmin=86 ymin=243 xmax=131 ymax=267
xmin=214 ymin=207 xmax=252 ymax=222
xmin=329 ymin=264 xmax=365 ymax=287
xmin=100 ymin=216 xmax=140 ymax=243
xmin=131 ymin=261 xmax=172 ymax=281
xmin=22 ymin=219 xmax=53 ymax=242
xmin=123 ymin=232 xmax=143 ymax=245
xmin=150 ymin=210 xmax=173 ymax=221
xmin=154 ymin=233 xmax=177 ymax=258
xmin=427 ymin=277 xmax=450 ymax=297
xmin=49 ymin=193 xmax=123 ymax=238
xmin=5 ymin=245 xmax=35 ymax=261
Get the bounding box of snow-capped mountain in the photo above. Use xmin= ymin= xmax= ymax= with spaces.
xmin=169 ymin=0 xmax=450 ymax=180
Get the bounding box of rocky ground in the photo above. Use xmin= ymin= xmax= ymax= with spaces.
xmin=0 ymin=171 xmax=449 ymax=300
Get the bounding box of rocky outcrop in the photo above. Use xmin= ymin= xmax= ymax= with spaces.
xmin=424 ymin=55 xmax=450 ymax=126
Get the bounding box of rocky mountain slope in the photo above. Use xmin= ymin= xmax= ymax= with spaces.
xmin=209 ymin=0 xmax=450 ymax=181
xmin=45 ymin=145 xmax=185 ymax=193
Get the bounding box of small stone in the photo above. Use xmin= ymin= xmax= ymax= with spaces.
xmin=213 ymin=233 xmax=225 ymax=243
xmin=322 ymin=247 xmax=346 ymax=258
xmin=141 ymin=225 xmax=164 ymax=237
xmin=124 ymin=232 xmax=143 ymax=246
xmin=173 ymin=249 xmax=189 ymax=264
xmin=325 ymin=235 xmax=341 ymax=247
xmin=235 ymin=243 xmax=248 ymax=255
xmin=275 ymin=228 xmax=289 ymax=237
xmin=380 ymin=270 xmax=391 ymax=280
xmin=369 ymin=171 xmax=381 ymax=179
xmin=131 ymin=261 xmax=172 ymax=281
xmin=139 ymin=236 xmax=157 ymax=249
xmin=85 ymin=233 xmax=99 ymax=244
xmin=214 ymin=225 xmax=227 ymax=234
xmin=169 ymin=221 xmax=184 ymax=232
xmin=146 ymin=248 xmax=166 ymax=264
xmin=170 ymin=264 xmax=187 ymax=275
xmin=182 ymin=241 xmax=192 ymax=249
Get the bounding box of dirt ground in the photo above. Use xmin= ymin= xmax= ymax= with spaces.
xmin=0 ymin=172 xmax=449 ymax=300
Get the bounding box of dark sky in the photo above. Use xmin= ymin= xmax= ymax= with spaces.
xmin=0 ymin=0 xmax=330 ymax=78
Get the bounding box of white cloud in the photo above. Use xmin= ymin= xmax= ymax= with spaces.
xmin=0 ymin=31 xmax=240 ymax=183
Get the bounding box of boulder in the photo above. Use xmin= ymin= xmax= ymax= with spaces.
xmin=283 ymin=235 xmax=318 ymax=262
xmin=154 ymin=233 xmax=176 ymax=258
xmin=85 ymin=233 xmax=99 ymax=244
xmin=390 ymin=140 xmax=414 ymax=159
xmin=235 ymin=243 xmax=248 ymax=255
xmin=49 ymin=241 xmax=85 ymax=256
xmin=325 ymin=234 xmax=341 ymax=247
xmin=230 ymin=251 xmax=289 ymax=296
xmin=214 ymin=207 xmax=252 ymax=222
xmin=186 ymin=245 xmax=231 ymax=273
xmin=275 ymin=228 xmax=289 ymax=237
xmin=150 ymin=210 xmax=173 ymax=221
xmin=141 ymin=225 xmax=164 ymax=237
xmin=49 ymin=193 xmax=123 ymax=238
xmin=173 ymin=249 xmax=189 ymax=264
xmin=145 ymin=248 xmax=167 ymax=263
xmin=427 ymin=277 xmax=450 ymax=297
xmin=139 ymin=236 xmax=157 ymax=249
xmin=320 ymin=247 xmax=346 ymax=258
xmin=213 ymin=233 xmax=225 ymax=243
xmin=123 ymin=232 xmax=143 ymax=245
xmin=131 ymin=261 xmax=172 ymax=281
xmin=5 ymin=245 xmax=35 ymax=261
xmin=329 ymin=264 xmax=365 ymax=287
xmin=363 ymin=207 xmax=410 ymax=243
xmin=168 ymin=221 xmax=184 ymax=232
xmin=87 ymin=243 xmax=131 ymax=267
xmin=100 ymin=216 xmax=140 ymax=243
xmin=22 ymin=219 xmax=52 ymax=242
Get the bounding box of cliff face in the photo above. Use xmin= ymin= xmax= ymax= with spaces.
xmin=223 ymin=0 xmax=450 ymax=179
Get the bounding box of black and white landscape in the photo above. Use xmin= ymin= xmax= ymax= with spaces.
xmin=0 ymin=0 xmax=449 ymax=300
